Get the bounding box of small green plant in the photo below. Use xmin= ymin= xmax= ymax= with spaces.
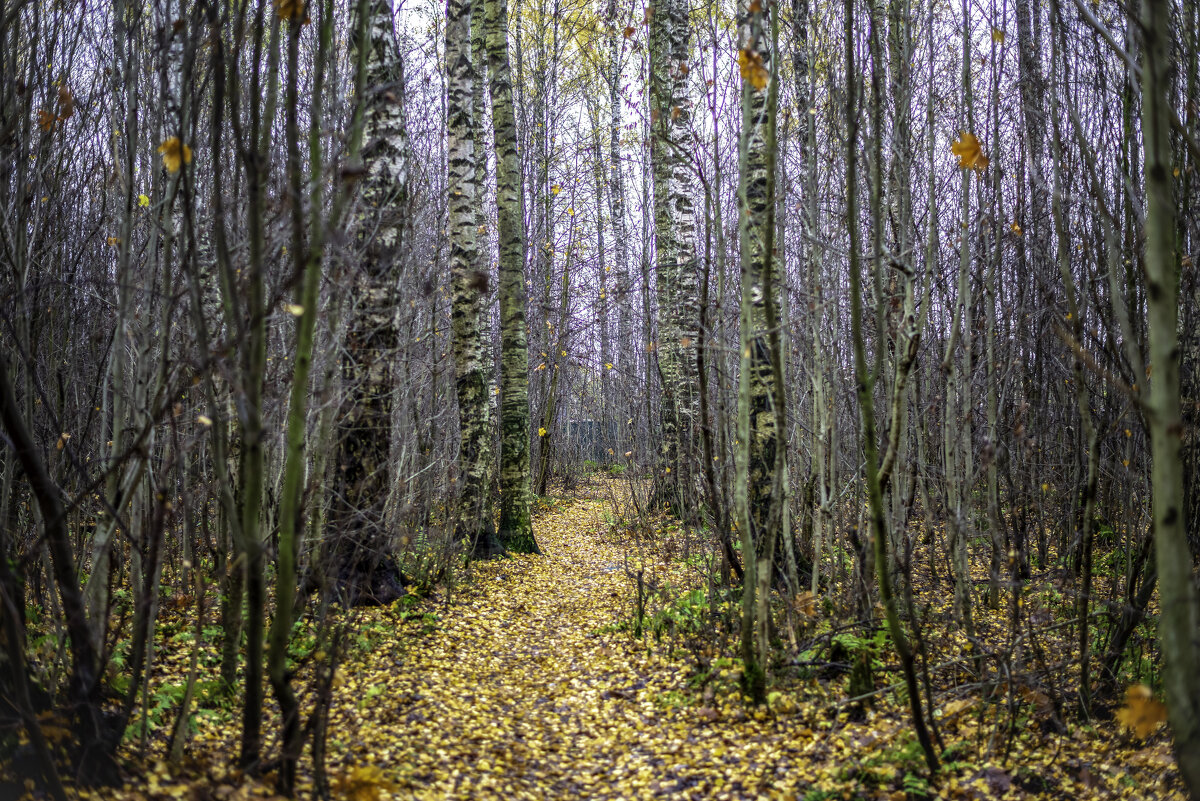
xmin=902 ymin=770 xmax=932 ymax=797
xmin=802 ymin=789 xmax=838 ymax=801
xmin=654 ymin=689 xmax=689 ymax=708
xmin=649 ymin=588 xmax=708 ymax=639
xmin=357 ymin=682 xmax=388 ymax=711
xmin=125 ymin=681 xmax=188 ymax=741
xmin=939 ymin=741 xmax=974 ymax=773
xmin=830 ymin=629 xmax=889 ymax=698
xmin=287 ymin=622 xmax=319 ymax=668
xmin=353 ymin=618 xmax=397 ymax=653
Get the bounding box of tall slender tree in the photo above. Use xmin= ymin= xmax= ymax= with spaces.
xmin=1141 ymin=0 xmax=1200 ymax=792
xmin=449 ymin=0 xmax=502 ymax=556
xmin=648 ymin=0 xmax=700 ymax=514
xmin=734 ymin=0 xmax=784 ymax=706
xmin=487 ymin=0 xmax=539 ymax=552
xmin=607 ymin=0 xmax=633 ymax=451
xmin=329 ymin=0 xmax=411 ymax=593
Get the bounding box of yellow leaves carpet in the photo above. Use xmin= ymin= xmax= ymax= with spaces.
xmin=95 ymin=493 xmax=1184 ymax=800
xmin=337 ymin=498 xmax=814 ymax=800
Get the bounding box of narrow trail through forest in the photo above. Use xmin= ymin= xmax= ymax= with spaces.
xmin=338 ymin=495 xmax=820 ymax=800
xmin=148 ymin=491 xmax=1182 ymax=801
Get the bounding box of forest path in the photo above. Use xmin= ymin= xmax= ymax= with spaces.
xmin=337 ymin=494 xmax=818 ymax=800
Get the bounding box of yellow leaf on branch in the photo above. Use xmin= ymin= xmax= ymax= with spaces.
xmin=737 ymin=49 xmax=769 ymax=91
xmin=57 ymin=85 xmax=75 ymax=119
xmin=274 ymin=0 xmax=308 ymax=21
xmin=951 ymin=131 xmax=989 ymax=171
xmin=158 ymin=137 xmax=193 ymax=173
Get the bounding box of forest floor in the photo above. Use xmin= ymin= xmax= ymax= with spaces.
xmin=45 ymin=484 xmax=1186 ymax=800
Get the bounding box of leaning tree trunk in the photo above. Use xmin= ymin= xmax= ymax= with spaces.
xmin=486 ymin=0 xmax=538 ymax=552
xmin=0 ymin=354 xmax=110 ymax=782
xmin=328 ymin=0 xmax=411 ymax=601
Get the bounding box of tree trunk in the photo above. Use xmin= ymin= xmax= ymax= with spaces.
xmin=329 ymin=0 xmax=412 ymax=602
xmin=847 ymin=0 xmax=938 ymax=771
xmin=0 ymin=354 xmax=112 ymax=780
xmin=735 ymin=0 xmax=783 ymax=706
xmin=607 ymin=0 xmax=633 ymax=452
xmin=448 ymin=0 xmax=502 ymax=557
xmin=487 ymin=0 xmax=539 ymax=552
xmin=649 ymin=0 xmax=700 ymax=517
xmin=1142 ymin=0 xmax=1200 ymax=793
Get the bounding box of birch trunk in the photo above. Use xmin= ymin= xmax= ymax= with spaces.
xmin=448 ymin=0 xmax=502 ymax=556
xmin=329 ymin=0 xmax=411 ymax=595
xmin=607 ymin=0 xmax=633 ymax=450
xmin=649 ymin=0 xmax=700 ymax=515
xmin=735 ymin=0 xmax=784 ymax=705
xmin=487 ymin=0 xmax=538 ymax=552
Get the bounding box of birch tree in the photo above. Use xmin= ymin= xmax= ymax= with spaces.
xmin=329 ymin=0 xmax=411 ymax=596
xmin=487 ymin=0 xmax=538 ymax=553
xmin=734 ymin=0 xmax=784 ymax=706
xmin=448 ymin=0 xmax=502 ymax=556
xmin=649 ymin=0 xmax=700 ymax=515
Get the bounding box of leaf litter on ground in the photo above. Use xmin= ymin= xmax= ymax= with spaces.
xmin=35 ymin=483 xmax=1187 ymax=801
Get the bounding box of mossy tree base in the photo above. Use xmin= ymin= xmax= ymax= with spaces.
xmin=499 ymin=519 xmax=540 ymax=555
